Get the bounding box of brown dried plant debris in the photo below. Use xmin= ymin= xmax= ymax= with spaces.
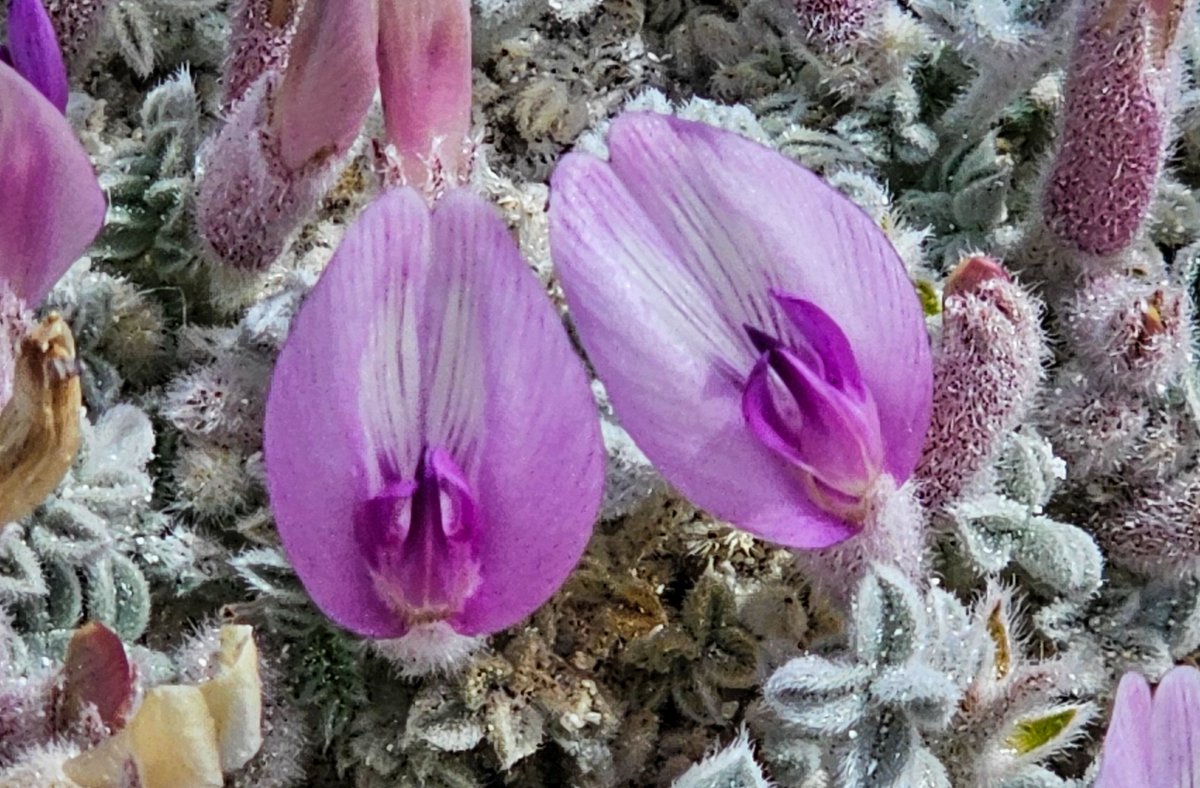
xmin=0 ymin=314 xmax=83 ymax=524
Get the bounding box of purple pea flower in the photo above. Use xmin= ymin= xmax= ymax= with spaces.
xmin=3 ymin=0 xmax=68 ymax=112
xmin=263 ymin=188 xmax=604 ymax=648
xmin=1095 ymin=665 xmax=1200 ymax=787
xmin=0 ymin=58 xmax=104 ymax=310
xmin=549 ymin=112 xmax=932 ymax=550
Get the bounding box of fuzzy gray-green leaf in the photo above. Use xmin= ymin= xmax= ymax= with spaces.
xmin=853 ymin=565 xmax=927 ymax=666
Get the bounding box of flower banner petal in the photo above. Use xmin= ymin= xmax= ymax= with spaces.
xmin=426 ymin=191 xmax=603 ymax=635
xmin=266 ymin=188 xmax=602 ymax=638
xmin=265 ymin=188 xmax=430 ymax=638
xmin=551 ymin=150 xmax=854 ymax=548
xmin=604 ymin=113 xmax=931 ymax=481
xmin=6 ymin=0 xmax=68 ymax=112
xmin=1152 ymin=666 xmax=1200 ymax=788
xmin=0 ymin=61 xmax=105 ymax=306
xmin=1095 ymin=671 xmax=1153 ymax=788
xmin=550 ymin=112 xmax=930 ymax=547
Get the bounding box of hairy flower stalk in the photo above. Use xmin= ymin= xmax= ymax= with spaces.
xmin=1041 ymin=0 xmax=1190 ymax=259
xmin=264 ymin=188 xmax=603 ymax=668
xmin=550 ymin=113 xmax=932 ymax=593
xmin=915 ymin=255 xmax=1046 ymax=511
xmin=199 ymin=0 xmax=474 ymax=269
xmin=1095 ymin=666 xmax=1200 ymax=787
xmin=0 ymin=60 xmax=105 ymax=522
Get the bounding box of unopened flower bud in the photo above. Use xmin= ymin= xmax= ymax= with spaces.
xmin=1065 ymin=273 xmax=1193 ymax=395
xmin=197 ymin=0 xmax=377 ymax=269
xmin=376 ymin=0 xmax=474 ymax=195
xmin=1099 ymin=471 xmax=1200 ymax=577
xmin=916 ymin=256 xmax=1046 ymax=510
xmin=1042 ymin=0 xmax=1189 ymax=257
xmin=195 ymin=77 xmax=336 ymax=271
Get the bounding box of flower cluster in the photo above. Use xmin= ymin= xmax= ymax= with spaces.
xmin=263 ymin=110 xmax=934 ymax=668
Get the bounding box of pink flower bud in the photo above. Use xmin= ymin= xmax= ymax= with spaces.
xmin=916 ymin=256 xmax=1046 ymax=511
xmin=376 ymin=0 xmax=473 ymax=193
xmin=195 ymin=77 xmax=337 ymax=271
xmin=1042 ymin=0 xmax=1189 ymax=257
xmin=197 ymin=0 xmax=378 ymax=269
xmin=1102 ymin=472 xmax=1200 ymax=577
xmin=269 ymin=0 xmax=377 ymax=173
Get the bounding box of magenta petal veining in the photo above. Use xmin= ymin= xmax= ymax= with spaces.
xmin=741 ymin=294 xmax=885 ymax=521
xmin=549 ymin=112 xmax=931 ymax=549
xmin=355 ymin=447 xmax=482 ymax=625
xmin=264 ymin=187 xmax=604 ymax=639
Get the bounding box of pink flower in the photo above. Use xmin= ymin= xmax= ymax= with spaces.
xmin=1096 ymin=665 xmax=1200 ymax=787
xmin=0 ymin=58 xmax=104 ymax=308
xmin=263 ymin=188 xmax=603 ymax=641
xmin=549 ymin=113 xmax=932 ymax=549
xmin=3 ymin=0 xmax=68 ymax=112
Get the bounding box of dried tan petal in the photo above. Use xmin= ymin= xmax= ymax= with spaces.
xmin=127 ymin=686 xmax=223 ymax=788
xmin=0 ymin=314 xmax=82 ymax=523
xmin=62 ymin=729 xmax=134 ymax=787
xmin=198 ymin=625 xmax=263 ymax=772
